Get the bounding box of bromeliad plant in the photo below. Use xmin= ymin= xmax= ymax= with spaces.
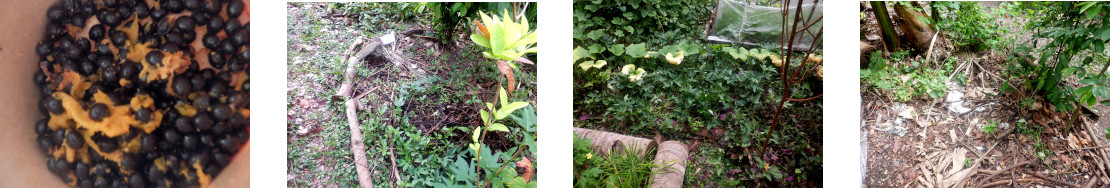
xmin=471 ymin=10 xmax=538 ymax=93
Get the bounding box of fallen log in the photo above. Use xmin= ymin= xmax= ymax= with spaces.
xmin=649 ymin=141 xmax=688 ymax=188
xmin=333 ymin=38 xmax=384 ymax=102
xmin=573 ymin=127 xmax=657 ymax=158
xmin=346 ymin=99 xmax=373 ymax=188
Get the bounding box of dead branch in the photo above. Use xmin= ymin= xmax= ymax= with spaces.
xmin=333 ymin=38 xmax=384 ymax=102
xmin=346 ymin=99 xmax=373 ymax=188
xmin=1031 ymin=171 xmax=1082 ymax=187
xmin=974 ymin=160 xmax=1038 ymax=188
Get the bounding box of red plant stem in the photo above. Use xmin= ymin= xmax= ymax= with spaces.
xmin=760 ymin=0 xmax=822 ymax=155
xmin=788 ymin=94 xmax=824 ymax=102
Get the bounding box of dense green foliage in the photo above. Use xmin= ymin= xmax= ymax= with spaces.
xmin=573 ymin=0 xmax=714 ymax=44
xmin=428 ymin=3 xmax=537 ymax=45
xmin=931 ymin=2 xmax=1005 ymax=50
xmin=860 ymin=51 xmax=951 ymax=102
xmin=1005 ymin=2 xmax=1110 ymax=113
xmin=573 ymin=0 xmax=823 ymax=186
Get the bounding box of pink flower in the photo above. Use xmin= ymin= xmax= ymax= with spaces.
xmin=786 ymin=176 xmax=794 ymax=181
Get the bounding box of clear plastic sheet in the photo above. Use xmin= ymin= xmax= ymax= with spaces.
xmin=707 ymin=0 xmax=823 ymax=51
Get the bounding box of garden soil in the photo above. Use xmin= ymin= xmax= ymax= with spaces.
xmin=861 ymin=2 xmax=1110 ymax=187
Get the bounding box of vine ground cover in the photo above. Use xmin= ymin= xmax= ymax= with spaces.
xmin=287 ymin=2 xmax=537 ymax=187
xmin=573 ymin=0 xmax=824 ymax=186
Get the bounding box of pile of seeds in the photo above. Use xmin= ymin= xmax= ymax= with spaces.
xmin=33 ymin=0 xmax=249 ymax=187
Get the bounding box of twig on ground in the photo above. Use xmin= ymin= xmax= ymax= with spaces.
xmin=390 ymin=147 xmax=402 ymax=186
xmin=974 ymin=160 xmax=1037 ymax=188
xmin=1031 ymin=171 xmax=1082 ymax=187
xmin=981 ymin=178 xmax=1052 ymax=187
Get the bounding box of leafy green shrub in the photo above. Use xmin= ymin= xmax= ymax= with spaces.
xmin=573 ymin=0 xmax=713 ymax=44
xmin=861 ymin=50 xmax=949 ymax=102
xmin=932 ymin=2 xmax=1004 ymax=50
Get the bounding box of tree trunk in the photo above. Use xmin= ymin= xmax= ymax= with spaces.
xmin=871 ymin=1 xmax=900 ymax=51
xmin=648 ymin=141 xmax=688 ymax=188
xmin=573 ymin=127 xmax=657 ymax=158
xmin=894 ymin=4 xmax=936 ymax=52
xmin=930 ymin=2 xmax=941 ymax=29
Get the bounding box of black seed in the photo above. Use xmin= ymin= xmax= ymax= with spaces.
xmin=227 ymin=0 xmax=245 ymax=18
xmin=166 ymin=32 xmax=184 ymax=44
xmin=155 ymin=18 xmax=173 ymax=34
xmin=120 ymin=62 xmax=140 ymax=80
xmin=172 ymin=76 xmax=191 ymax=95
xmin=190 ymin=152 xmax=208 ymax=167
xmin=202 ymin=33 xmax=219 ymax=50
xmin=36 ymin=41 xmax=53 ymax=56
xmin=190 ymin=76 xmax=207 ymax=93
xmin=146 ymin=51 xmax=164 ymax=66
xmin=134 ymin=2 xmax=149 ymax=18
xmin=47 ymin=6 xmax=66 ymax=22
xmin=183 ymin=0 xmax=202 ymax=12
xmin=65 ymin=129 xmax=84 ymax=148
xmin=208 ymin=51 xmax=226 ymax=69
xmin=150 ymin=8 xmax=168 ymax=20
xmin=52 ymin=129 xmax=66 ymax=145
xmin=98 ymin=11 xmax=121 ymax=27
xmin=200 ymin=134 xmax=215 ymax=147
xmin=140 ymin=134 xmax=156 ymax=152
xmin=164 ymin=0 xmax=184 ymax=13
xmin=231 ymin=30 xmax=248 ymax=47
xmin=175 ymin=16 xmax=195 ymax=32
xmin=202 ymin=1 xmax=221 ymax=15
xmin=58 ymin=36 xmax=74 ymax=50
xmin=94 ymin=177 xmax=109 ymax=188
xmin=38 ymin=136 xmax=54 ymax=153
xmin=218 ymin=135 xmax=238 ymax=152
xmin=55 ymin=158 xmax=72 ymax=174
xmin=97 ymin=139 xmax=118 ymax=153
xmin=193 ymin=94 xmax=211 ymax=110
xmin=46 ymin=96 xmax=65 ymax=114
xmin=211 ymin=105 xmax=233 ymax=120
xmin=228 ymin=58 xmax=243 ymax=71
xmin=77 ymin=178 xmax=93 ymax=188
xmin=118 ymin=5 xmax=133 ymax=18
xmin=129 ymin=173 xmax=145 ymax=188
xmin=135 ymin=108 xmax=153 ymax=123
xmin=192 ymin=13 xmax=209 ymax=26
xmin=183 ymin=134 xmax=197 ymax=149
xmin=103 ymin=0 xmax=118 ymax=8
xmin=74 ymin=162 xmax=89 ymax=178
xmin=206 ymin=16 xmax=224 ymax=33
xmin=116 ymin=155 xmax=135 ymax=172
xmin=224 ymin=19 xmax=241 ymax=35
xmin=213 ymin=153 xmax=230 ymax=167
xmin=111 ymin=179 xmax=126 ymax=188
xmin=194 ymin=112 xmax=213 ymax=131
xmin=218 ymin=39 xmax=235 ymax=54
xmin=94 ymin=162 xmax=110 ymax=176
xmin=79 ymin=60 xmax=96 ymax=75
xmin=110 ymin=30 xmax=128 ymax=47
xmin=102 ymin=66 xmax=119 ymax=84
xmin=145 ymin=164 xmax=163 ymax=182
xmin=163 ymin=130 xmax=180 ymax=145
xmin=239 ymin=48 xmax=249 ymax=62
xmin=95 ymin=43 xmax=112 ymax=55
xmin=175 ymin=116 xmax=193 ymax=133
xmin=89 ymin=103 xmax=111 ymax=121
xmin=69 ymin=15 xmax=86 ymax=28
xmin=35 ymin=119 xmax=50 ymax=134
